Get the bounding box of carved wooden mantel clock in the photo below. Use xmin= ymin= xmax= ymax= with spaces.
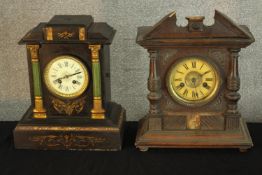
xmin=135 ymin=11 xmax=254 ymax=151
xmin=14 ymin=15 xmax=125 ymax=150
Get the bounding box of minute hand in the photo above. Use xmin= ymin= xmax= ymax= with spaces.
xmin=64 ymin=72 xmax=81 ymax=78
xmin=54 ymin=72 xmax=81 ymax=82
xmin=201 ymin=70 xmax=211 ymax=76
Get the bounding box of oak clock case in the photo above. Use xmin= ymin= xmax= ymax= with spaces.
xmin=135 ymin=11 xmax=254 ymax=151
xmin=13 ymin=15 xmax=126 ymax=151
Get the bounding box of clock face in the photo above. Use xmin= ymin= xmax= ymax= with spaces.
xmin=166 ymin=57 xmax=220 ymax=106
xmin=44 ymin=55 xmax=89 ymax=99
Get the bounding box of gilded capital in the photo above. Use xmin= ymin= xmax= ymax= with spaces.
xmin=27 ymin=45 xmax=39 ymax=62
xmin=89 ymin=45 xmax=101 ymax=61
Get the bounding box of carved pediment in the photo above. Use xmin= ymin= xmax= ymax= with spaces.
xmin=137 ymin=10 xmax=254 ymax=47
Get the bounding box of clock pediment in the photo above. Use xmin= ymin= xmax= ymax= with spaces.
xmin=137 ymin=10 xmax=254 ymax=47
xmin=19 ymin=15 xmax=115 ymax=45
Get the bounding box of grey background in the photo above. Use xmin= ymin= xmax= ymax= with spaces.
xmin=0 ymin=0 xmax=261 ymax=121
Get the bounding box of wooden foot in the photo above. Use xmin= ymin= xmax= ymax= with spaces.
xmin=239 ymin=148 xmax=248 ymax=153
xmin=138 ymin=147 xmax=149 ymax=152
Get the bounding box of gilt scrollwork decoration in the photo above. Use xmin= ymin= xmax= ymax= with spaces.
xmin=57 ymin=31 xmax=74 ymax=39
xmin=29 ymin=134 xmax=106 ymax=148
xmin=51 ymin=96 xmax=86 ymax=115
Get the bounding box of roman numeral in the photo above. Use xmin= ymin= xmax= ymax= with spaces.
xmin=192 ymin=61 xmax=196 ymax=68
xmin=205 ymin=78 xmax=213 ymax=81
xmin=192 ymin=91 xmax=199 ymax=99
xmin=183 ymin=64 xmax=189 ymax=70
xmin=64 ymin=61 xmax=68 ymax=67
xmin=200 ymin=63 xmax=204 ymax=70
xmin=75 ymin=68 xmax=80 ymax=73
xmin=200 ymin=90 xmax=204 ymax=96
xmin=176 ymin=70 xmax=184 ymax=74
xmin=58 ymin=63 xmax=62 ymax=68
xmin=174 ymin=78 xmax=182 ymax=81
xmin=58 ymin=84 xmax=63 ymax=89
xmin=182 ymin=89 xmax=188 ymax=96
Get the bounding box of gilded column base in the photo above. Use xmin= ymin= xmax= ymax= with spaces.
xmin=91 ymin=98 xmax=105 ymax=119
xmin=33 ymin=96 xmax=47 ymax=119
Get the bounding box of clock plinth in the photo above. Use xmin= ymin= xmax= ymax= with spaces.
xmin=14 ymin=15 xmax=125 ymax=151
xmin=135 ymin=11 xmax=254 ymax=151
xmin=14 ymin=102 xmax=125 ymax=151
xmin=136 ymin=117 xmax=252 ymax=151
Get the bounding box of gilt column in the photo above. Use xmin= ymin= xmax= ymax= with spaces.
xmin=27 ymin=45 xmax=47 ymax=119
xmin=89 ymin=45 xmax=105 ymax=119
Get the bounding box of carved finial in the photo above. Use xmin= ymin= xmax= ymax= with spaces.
xmin=186 ymin=16 xmax=205 ymax=32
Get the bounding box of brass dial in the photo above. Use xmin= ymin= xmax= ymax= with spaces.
xmin=44 ymin=55 xmax=89 ymax=99
xmin=166 ymin=57 xmax=220 ymax=106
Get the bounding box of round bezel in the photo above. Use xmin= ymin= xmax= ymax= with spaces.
xmin=166 ymin=56 xmax=221 ymax=107
xmin=44 ymin=55 xmax=89 ymax=99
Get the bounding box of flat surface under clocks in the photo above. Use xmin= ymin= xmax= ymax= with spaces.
xmin=0 ymin=122 xmax=261 ymax=175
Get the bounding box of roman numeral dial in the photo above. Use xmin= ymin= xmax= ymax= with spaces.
xmin=44 ymin=55 xmax=89 ymax=99
xmin=167 ymin=57 xmax=220 ymax=105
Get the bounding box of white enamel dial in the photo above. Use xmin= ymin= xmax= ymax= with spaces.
xmin=44 ymin=55 xmax=89 ymax=99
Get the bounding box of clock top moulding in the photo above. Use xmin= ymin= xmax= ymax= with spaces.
xmin=135 ymin=10 xmax=254 ymax=152
xmin=137 ymin=10 xmax=254 ymax=48
xmin=19 ymin=15 xmax=116 ymax=44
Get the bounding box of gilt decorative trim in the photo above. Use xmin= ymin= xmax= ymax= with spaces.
xmin=57 ymin=31 xmax=75 ymax=39
xmin=45 ymin=27 xmax=53 ymax=40
xmin=79 ymin=27 xmax=86 ymax=40
xmin=51 ymin=96 xmax=86 ymax=115
xmin=29 ymin=134 xmax=106 ymax=148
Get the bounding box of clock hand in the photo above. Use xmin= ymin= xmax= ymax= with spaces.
xmin=54 ymin=72 xmax=81 ymax=82
xmin=201 ymin=70 xmax=211 ymax=76
xmin=64 ymin=72 xmax=81 ymax=78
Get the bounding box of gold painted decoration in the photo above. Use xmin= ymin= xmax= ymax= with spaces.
xmin=166 ymin=57 xmax=220 ymax=106
xmin=51 ymin=96 xmax=86 ymax=115
xmin=187 ymin=115 xmax=201 ymax=129
xmin=45 ymin=27 xmax=53 ymax=40
xmin=79 ymin=27 xmax=86 ymax=40
xmin=29 ymin=134 xmax=106 ymax=148
xmin=57 ymin=31 xmax=74 ymax=39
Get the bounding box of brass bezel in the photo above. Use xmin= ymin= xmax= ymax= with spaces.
xmin=166 ymin=56 xmax=221 ymax=107
xmin=44 ymin=55 xmax=89 ymax=99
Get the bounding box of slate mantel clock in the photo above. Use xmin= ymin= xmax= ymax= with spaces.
xmin=14 ymin=15 xmax=125 ymax=151
xmin=135 ymin=11 xmax=254 ymax=151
